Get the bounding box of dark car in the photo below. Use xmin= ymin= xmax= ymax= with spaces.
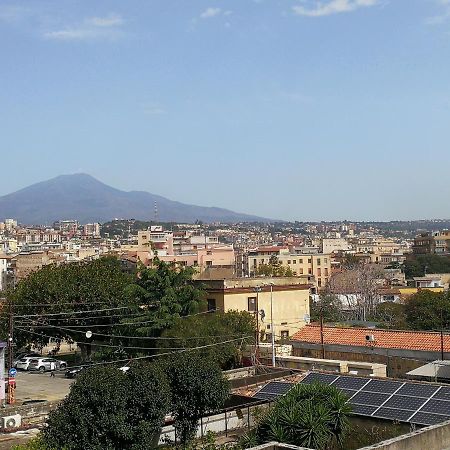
xmin=65 ymin=365 xmax=91 ymax=379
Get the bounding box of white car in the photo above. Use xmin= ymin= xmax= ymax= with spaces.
xmin=15 ymin=356 xmax=38 ymax=371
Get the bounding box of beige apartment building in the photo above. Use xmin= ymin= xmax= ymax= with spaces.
xmin=246 ymin=247 xmax=331 ymax=290
xmin=199 ymin=277 xmax=311 ymax=340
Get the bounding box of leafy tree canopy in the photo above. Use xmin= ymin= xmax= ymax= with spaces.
xmin=42 ymin=362 xmax=170 ymax=450
xmin=163 ymin=352 xmax=230 ymax=445
xmin=404 ymin=254 xmax=450 ymax=278
xmin=256 ymin=255 xmax=296 ymax=277
xmin=404 ymin=290 xmax=450 ymax=331
xmin=158 ymin=310 xmax=255 ymax=369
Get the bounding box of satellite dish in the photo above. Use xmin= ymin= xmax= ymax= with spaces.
xmin=85 ymin=331 xmax=93 ymax=339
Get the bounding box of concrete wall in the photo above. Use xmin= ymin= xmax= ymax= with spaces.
xmin=359 ymin=420 xmax=450 ymax=450
xmin=0 ymin=401 xmax=60 ymax=428
xmin=291 ymin=342 xmax=437 ymax=378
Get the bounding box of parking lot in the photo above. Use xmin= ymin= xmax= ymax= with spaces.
xmin=12 ymin=370 xmax=74 ymax=404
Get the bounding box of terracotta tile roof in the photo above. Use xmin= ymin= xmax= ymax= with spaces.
xmin=291 ymin=325 xmax=450 ymax=352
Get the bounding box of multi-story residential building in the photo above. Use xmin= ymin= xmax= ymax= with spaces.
xmin=83 ymin=223 xmax=101 ymax=238
xmin=198 ymin=277 xmax=312 ymax=340
xmin=13 ymin=251 xmax=54 ymax=280
xmin=412 ymin=231 xmax=450 ymax=255
xmin=0 ymin=255 xmax=7 ymax=291
xmin=246 ymin=246 xmax=331 ymax=289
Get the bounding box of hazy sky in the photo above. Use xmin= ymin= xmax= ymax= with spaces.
xmin=1 ymin=0 xmax=450 ymax=221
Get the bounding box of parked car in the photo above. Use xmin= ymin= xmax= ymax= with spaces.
xmin=13 ymin=352 xmax=41 ymax=369
xmin=15 ymin=355 xmax=41 ymax=371
xmin=28 ymin=358 xmax=67 ymax=372
xmin=65 ymin=365 xmax=91 ymax=379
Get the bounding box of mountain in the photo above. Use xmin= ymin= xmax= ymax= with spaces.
xmin=0 ymin=174 xmax=271 ymax=225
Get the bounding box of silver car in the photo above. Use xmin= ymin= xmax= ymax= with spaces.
xmin=28 ymin=358 xmax=67 ymax=372
xmin=15 ymin=356 xmax=40 ymax=371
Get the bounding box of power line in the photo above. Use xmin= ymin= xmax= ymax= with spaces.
xmin=62 ymin=336 xmax=254 ymax=370
xmin=16 ymin=327 xmax=253 ymax=354
xmin=15 ymin=311 xmax=148 ymax=324
xmin=16 ymin=321 xmax=249 ymax=341
xmin=15 ymin=306 xmax=136 ymax=319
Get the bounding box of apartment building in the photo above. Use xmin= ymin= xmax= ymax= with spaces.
xmin=412 ymin=231 xmax=450 ymax=255
xmin=199 ymin=277 xmax=311 ymax=340
xmin=246 ymin=246 xmax=332 ymax=289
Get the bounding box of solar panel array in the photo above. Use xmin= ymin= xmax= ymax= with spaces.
xmin=300 ymin=372 xmax=450 ymax=426
xmin=253 ymin=381 xmax=293 ymax=401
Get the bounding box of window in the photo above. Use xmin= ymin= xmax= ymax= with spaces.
xmin=324 ymin=268 xmax=329 ymax=276
xmin=299 ymin=258 xmax=303 ymax=264
xmin=318 ymin=278 xmax=322 ymax=288
xmin=280 ymin=330 xmax=289 ymax=339
xmin=253 ymin=259 xmax=257 ymax=267
xmin=206 ymin=261 xmax=212 ymax=266
xmin=308 ymin=268 xmax=312 ymax=275
xmin=266 ymin=324 xmax=271 ymax=330
xmin=248 ymin=297 xmax=257 ymax=312
xmin=207 ymin=298 xmax=217 ymax=312
xmin=299 ymin=268 xmax=304 ymax=274
xmin=317 ymin=268 xmax=321 ymax=277
xmin=287 ymin=260 xmax=291 ymax=264
xmin=266 ymin=333 xmax=273 ymax=342
xmin=308 ymin=258 xmax=311 ymax=263
xmin=281 ymin=322 xmax=287 ymax=325
xmin=324 ymin=258 xmax=328 ymax=263
xmin=317 ymin=258 xmax=321 ymax=265
xmin=293 ymin=260 xmax=296 ymax=264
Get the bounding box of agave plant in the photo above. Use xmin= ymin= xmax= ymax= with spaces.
xmin=245 ymin=381 xmax=352 ymax=450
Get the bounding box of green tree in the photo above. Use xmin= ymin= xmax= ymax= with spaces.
xmin=404 ymin=290 xmax=450 ymax=331
xmin=121 ymin=258 xmax=206 ymax=341
xmin=158 ymin=311 xmax=255 ymax=369
xmin=242 ymin=383 xmax=351 ymax=450
xmin=403 ymin=254 xmax=450 ymax=278
xmin=372 ymin=302 xmax=407 ymax=329
xmin=164 ymin=353 xmax=230 ymax=446
xmin=310 ymin=293 xmax=343 ymax=323
xmin=42 ymin=362 xmax=170 ymax=450
xmin=256 ymin=256 xmax=297 ymax=277
xmin=3 ymin=257 xmax=134 ymax=355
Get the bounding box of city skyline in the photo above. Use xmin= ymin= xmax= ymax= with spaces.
xmin=2 ymin=1 xmax=450 ymax=220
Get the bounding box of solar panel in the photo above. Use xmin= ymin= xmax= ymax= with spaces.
xmin=297 ymin=372 xmax=450 ymax=426
xmin=374 ymin=408 xmax=414 ymax=422
xmin=420 ymin=399 xmax=450 ymax=416
xmin=340 ymin=389 xmax=357 ymax=399
xmin=301 ymin=372 xmax=339 ymax=385
xmin=396 ymin=384 xmax=439 ymax=398
xmin=410 ymin=412 xmax=450 ymax=426
xmin=432 ymin=387 xmax=450 ymax=401
xmin=333 ymin=377 xmax=369 ymax=390
xmin=351 ymin=392 xmax=391 ymax=407
xmin=364 ymin=379 xmax=404 ymax=394
xmin=254 ymin=392 xmax=281 ymax=401
xmin=257 ymin=382 xmax=293 ymax=395
xmin=382 ymin=395 xmax=427 ymax=411
xmin=351 ymin=404 xmax=378 ymax=416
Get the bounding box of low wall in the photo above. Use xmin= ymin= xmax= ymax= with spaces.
xmin=248 ymin=443 xmax=311 ymax=449
xmin=359 ymin=420 xmax=450 ymax=450
xmin=0 ymin=401 xmax=60 ymax=428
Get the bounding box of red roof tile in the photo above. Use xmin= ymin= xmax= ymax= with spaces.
xmin=292 ymin=325 xmax=450 ymax=352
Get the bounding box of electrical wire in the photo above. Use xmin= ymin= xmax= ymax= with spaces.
xmin=15 ymin=306 xmax=137 ymax=319
xmin=62 ymin=336 xmax=254 ymax=370
xmin=16 ymin=321 xmax=250 ymax=340
xmin=14 ymin=311 xmax=149 ymax=324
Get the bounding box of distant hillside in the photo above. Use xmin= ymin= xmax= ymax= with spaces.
xmin=0 ymin=174 xmax=271 ymax=225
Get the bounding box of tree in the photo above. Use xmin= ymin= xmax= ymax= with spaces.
xmin=310 ymin=292 xmax=343 ymax=323
xmin=404 ymin=290 xmax=450 ymax=331
xmin=242 ymin=383 xmax=351 ymax=450
xmin=4 ymin=257 xmax=135 ymax=356
xmin=42 ymin=362 xmax=170 ymax=450
xmin=372 ymin=302 xmax=407 ymax=329
xmin=121 ymin=258 xmax=206 ymax=341
xmin=403 ymin=254 xmax=450 ymax=278
xmin=158 ymin=311 xmax=255 ymax=369
xmin=256 ymin=256 xmax=296 ymax=277
xmin=327 ymin=264 xmax=384 ymax=321
xmin=163 ymin=353 xmax=230 ymax=445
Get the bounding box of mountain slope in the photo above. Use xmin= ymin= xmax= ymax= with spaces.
xmin=0 ymin=174 xmax=270 ymax=224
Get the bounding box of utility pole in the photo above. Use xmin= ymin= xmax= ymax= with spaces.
xmin=441 ymin=308 xmax=445 ymax=361
xmin=320 ymin=305 xmax=325 ymax=359
xmin=7 ymin=296 xmax=15 ymax=404
xmin=254 ymin=286 xmax=261 ymax=362
xmin=270 ymin=283 xmax=275 ymax=367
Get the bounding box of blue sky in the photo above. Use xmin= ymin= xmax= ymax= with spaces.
xmin=1 ymin=0 xmax=450 ymax=221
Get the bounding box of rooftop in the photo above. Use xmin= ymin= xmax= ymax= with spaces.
xmin=291 ymin=325 xmax=450 ymax=352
